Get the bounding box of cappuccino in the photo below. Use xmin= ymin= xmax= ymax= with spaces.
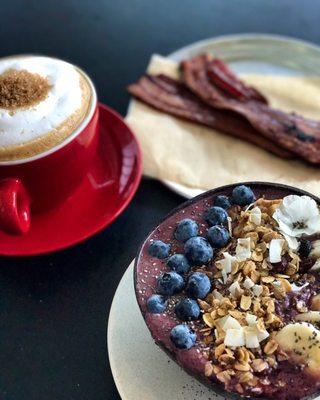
xmin=0 ymin=55 xmax=94 ymax=161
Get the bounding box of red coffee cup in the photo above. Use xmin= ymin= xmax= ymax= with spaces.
xmin=0 ymin=67 xmax=99 ymax=235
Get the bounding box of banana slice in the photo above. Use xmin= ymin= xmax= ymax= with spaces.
xmin=275 ymin=322 xmax=320 ymax=377
xmin=295 ymin=311 xmax=320 ymax=322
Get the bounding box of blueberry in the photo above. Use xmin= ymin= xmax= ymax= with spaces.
xmin=214 ymin=195 xmax=232 ymax=210
xmin=299 ymin=240 xmax=312 ymax=258
xmin=167 ymin=254 xmax=191 ymax=275
xmin=207 ymin=226 xmax=230 ymax=248
xmin=204 ymin=206 xmax=228 ymax=226
xmin=156 ymin=272 xmax=184 ymax=296
xmin=146 ymin=294 xmax=167 ymax=314
xmin=174 ymin=219 xmax=199 ymax=242
xmin=186 ymin=272 xmax=211 ymax=299
xmin=175 ymin=298 xmax=200 ymax=321
xmin=170 ymin=324 xmax=196 ymax=349
xmin=184 ymin=237 xmax=213 ymax=265
xmin=148 ymin=240 xmax=170 ymax=259
xmin=232 ymin=185 xmax=256 ymax=206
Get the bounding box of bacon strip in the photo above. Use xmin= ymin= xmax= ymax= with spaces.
xmin=207 ymin=59 xmax=268 ymax=103
xmin=181 ymin=54 xmax=320 ymax=164
xmin=128 ymin=74 xmax=292 ymax=158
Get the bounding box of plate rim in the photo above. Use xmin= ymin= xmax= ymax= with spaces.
xmin=168 ymin=32 xmax=320 ymax=61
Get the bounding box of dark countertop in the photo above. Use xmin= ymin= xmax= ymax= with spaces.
xmin=0 ymin=1 xmax=320 ymax=399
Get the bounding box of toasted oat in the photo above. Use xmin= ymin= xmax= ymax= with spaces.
xmin=198 ymin=299 xmax=211 ymax=311
xmin=266 ymin=356 xmax=277 ymax=367
xmin=238 ymin=371 xmax=254 ymax=383
xmin=240 ymin=295 xmax=252 ymax=310
xmin=216 ymin=370 xmax=232 ymax=383
xmin=264 ymin=339 xmax=278 ymax=355
xmin=237 ymin=347 xmax=251 ymax=364
xmin=243 ymin=260 xmax=256 ymax=276
xmin=219 ymin=353 xmax=235 ymax=364
xmin=205 ymin=362 xmax=214 ymax=377
xmin=261 ymin=276 xmax=275 ymax=283
xmin=203 ymin=313 xmax=215 ymax=328
xmin=278 ymin=278 xmax=292 ymax=293
xmin=235 ymin=383 xmax=244 ymax=394
xmin=214 ymin=343 xmax=225 ymax=358
xmin=234 ymin=362 xmax=251 ymax=372
xmin=252 ymin=359 xmax=268 ymax=372
xmin=250 ymin=270 xmax=261 ymax=283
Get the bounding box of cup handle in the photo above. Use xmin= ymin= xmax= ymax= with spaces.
xmin=0 ymin=178 xmax=31 ymax=235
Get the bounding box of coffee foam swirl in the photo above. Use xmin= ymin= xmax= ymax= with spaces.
xmin=0 ymin=56 xmax=83 ymax=148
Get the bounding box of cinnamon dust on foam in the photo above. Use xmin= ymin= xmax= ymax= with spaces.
xmin=0 ymin=69 xmax=51 ymax=110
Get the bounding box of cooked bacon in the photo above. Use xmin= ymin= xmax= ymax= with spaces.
xmin=128 ymin=74 xmax=292 ymax=158
xmin=207 ymin=58 xmax=268 ymax=103
xmin=181 ymin=54 xmax=320 ymax=164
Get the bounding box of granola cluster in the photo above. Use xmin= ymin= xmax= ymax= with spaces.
xmin=199 ymin=198 xmax=315 ymax=395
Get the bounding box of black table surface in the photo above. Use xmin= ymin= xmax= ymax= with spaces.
xmin=1 ymin=1 xmax=320 ymax=399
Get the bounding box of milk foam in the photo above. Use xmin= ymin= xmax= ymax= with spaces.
xmin=0 ymin=56 xmax=83 ymax=147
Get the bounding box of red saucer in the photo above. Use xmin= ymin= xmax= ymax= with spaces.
xmin=0 ymin=103 xmax=142 ymax=256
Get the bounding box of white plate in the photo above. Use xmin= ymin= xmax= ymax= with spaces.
xmin=108 ymin=261 xmax=227 ymax=400
xmin=130 ymin=33 xmax=320 ymax=199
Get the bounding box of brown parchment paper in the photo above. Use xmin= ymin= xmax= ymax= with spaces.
xmin=126 ymin=55 xmax=320 ymax=196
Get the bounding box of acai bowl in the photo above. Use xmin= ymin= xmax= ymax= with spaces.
xmin=134 ymin=182 xmax=320 ymax=400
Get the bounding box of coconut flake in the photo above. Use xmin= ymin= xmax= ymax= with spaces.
xmin=216 ymin=252 xmax=236 ymax=274
xmin=224 ymin=328 xmax=245 ymax=347
xmin=236 ymin=238 xmax=251 ymax=261
xmin=246 ymin=314 xmax=257 ymax=326
xmin=229 ymin=281 xmax=241 ymax=297
xmin=291 ymin=282 xmax=309 ymax=292
xmin=257 ymin=329 xmax=270 ymax=342
xmin=217 ymin=252 xmax=237 ymax=283
xmin=216 ymin=316 xmax=229 ymax=329
xmin=244 ymin=327 xmax=260 ymax=348
xmin=249 ymin=206 xmax=262 ymax=225
xmin=243 ymin=277 xmax=255 ymax=290
xmin=221 ymin=270 xmax=228 ymax=284
xmin=252 ymin=284 xmax=263 ymax=297
xmin=221 ymin=315 xmax=242 ymax=330
xmin=269 ymin=238 xmax=285 ymax=263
